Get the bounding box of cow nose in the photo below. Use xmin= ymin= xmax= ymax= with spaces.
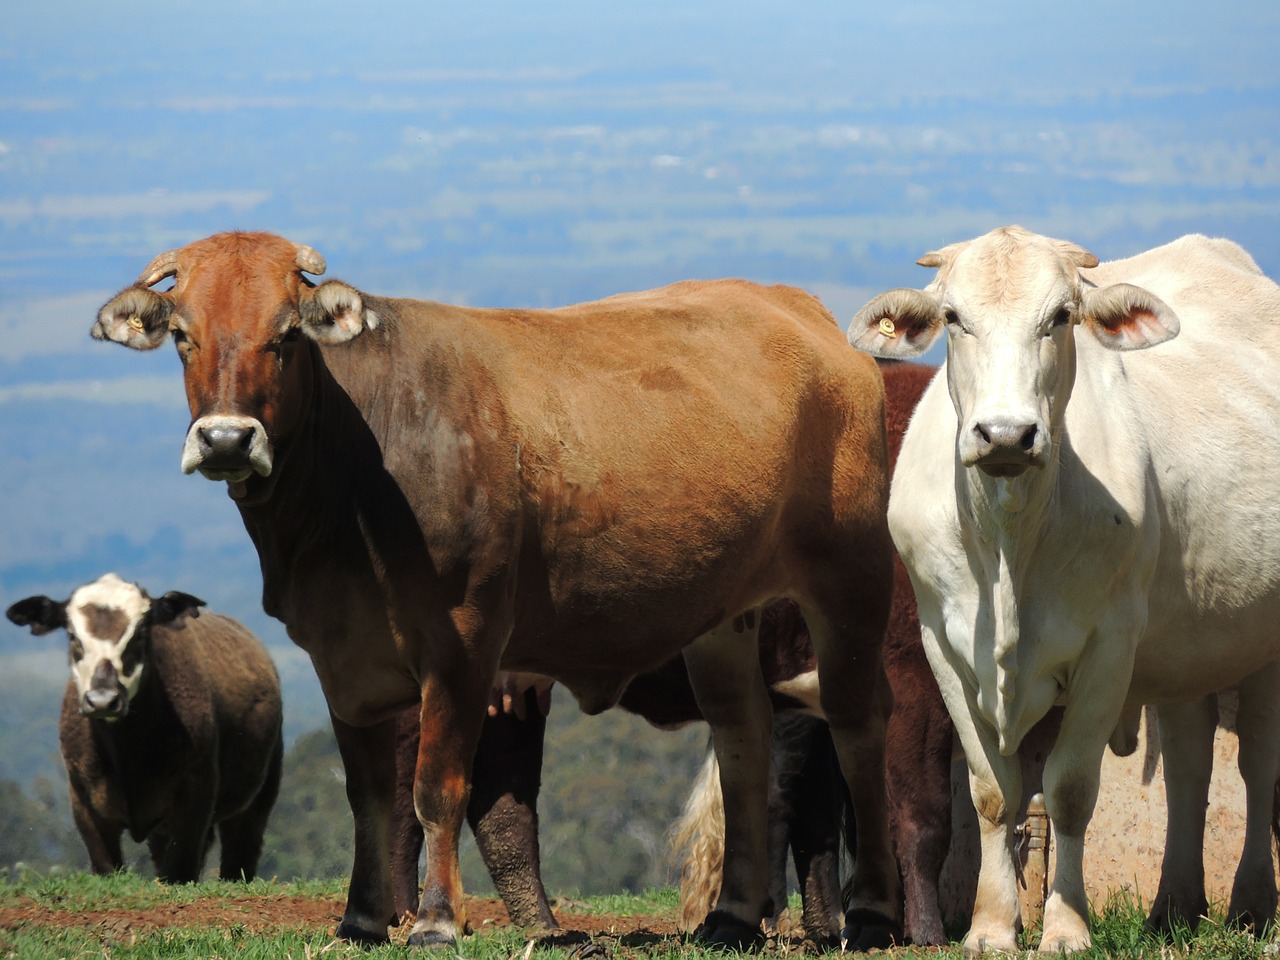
xmin=198 ymin=423 xmax=255 ymax=459
xmin=973 ymin=420 xmax=1038 ymax=456
xmin=83 ymin=687 xmax=124 ymax=716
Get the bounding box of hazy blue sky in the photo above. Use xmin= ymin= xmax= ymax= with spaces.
xmin=2 ymin=0 xmax=1278 ymax=742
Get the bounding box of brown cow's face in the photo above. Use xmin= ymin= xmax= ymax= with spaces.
xmin=92 ymin=232 xmax=377 ymax=485
xmin=5 ymin=574 xmax=204 ymax=719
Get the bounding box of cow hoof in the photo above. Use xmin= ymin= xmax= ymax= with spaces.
xmin=693 ymin=911 xmax=765 ymax=951
xmin=407 ymin=929 xmax=458 ymax=949
xmin=334 ymin=918 xmax=390 ymax=945
xmin=841 ymin=908 xmax=901 ymax=952
xmin=962 ymin=930 xmax=1018 ymax=953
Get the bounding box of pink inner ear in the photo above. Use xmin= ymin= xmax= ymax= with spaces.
xmin=1104 ymin=308 xmax=1155 ymax=333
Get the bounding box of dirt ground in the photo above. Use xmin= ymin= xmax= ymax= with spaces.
xmin=0 ymin=893 xmax=686 ymax=948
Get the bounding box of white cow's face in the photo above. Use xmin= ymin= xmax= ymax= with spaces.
xmin=848 ymin=226 xmax=1182 ymax=479
xmin=937 ymin=240 xmax=1084 ymax=477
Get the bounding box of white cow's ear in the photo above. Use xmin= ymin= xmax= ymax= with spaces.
xmin=299 ymin=280 xmax=381 ymax=345
xmin=848 ymin=288 xmax=945 ymax=359
xmin=91 ymin=287 xmax=174 ymax=350
xmin=1081 ymin=283 xmax=1180 ymax=351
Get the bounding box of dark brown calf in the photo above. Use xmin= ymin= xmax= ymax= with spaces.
xmin=6 ymin=574 xmax=283 ymax=883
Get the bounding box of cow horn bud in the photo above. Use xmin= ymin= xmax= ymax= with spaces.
xmin=139 ymin=251 xmax=179 ymax=287
xmin=294 ymin=244 xmax=326 ymax=276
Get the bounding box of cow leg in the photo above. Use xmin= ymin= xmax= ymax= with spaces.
xmin=1148 ymin=695 xmax=1216 ymax=935
xmin=682 ymin=615 xmax=773 ymax=948
xmin=69 ymin=784 xmax=124 ymax=874
xmin=331 ymin=711 xmax=399 ymax=944
xmin=960 ymin=731 xmax=1023 ymax=953
xmin=803 ymin=597 xmax=902 ymax=950
xmin=886 ymin=652 xmax=953 ymax=946
xmin=407 ymin=672 xmax=490 ymax=949
xmin=1039 ymin=682 xmax=1136 ymax=954
xmin=391 ymin=704 xmax=426 ymax=919
xmin=1228 ymin=660 xmax=1280 ymax=931
xmin=466 ymin=686 xmax=558 ymax=931
xmin=155 ymin=798 xmax=217 ymax=882
xmin=775 ymin=714 xmax=844 ymax=943
xmin=218 ymin=736 xmax=284 ymax=882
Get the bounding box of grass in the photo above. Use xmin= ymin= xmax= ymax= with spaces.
xmin=0 ymin=871 xmax=1278 ymax=960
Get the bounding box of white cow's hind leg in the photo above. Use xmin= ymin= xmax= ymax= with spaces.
xmin=1149 ymin=696 xmax=1216 ymax=934
xmin=1228 ymin=660 xmax=1280 ymax=931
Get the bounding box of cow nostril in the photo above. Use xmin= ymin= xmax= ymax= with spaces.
xmin=199 ymin=424 xmax=254 ymax=457
xmin=1019 ymin=425 xmax=1037 ymax=451
xmin=975 ymin=423 xmax=992 ymax=445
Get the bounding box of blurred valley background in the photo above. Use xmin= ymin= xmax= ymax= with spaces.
xmin=2 ymin=0 xmax=1278 ymax=890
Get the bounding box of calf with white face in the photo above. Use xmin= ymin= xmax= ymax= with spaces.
xmin=7 ymin=573 xmax=283 ymax=883
xmin=850 ymin=226 xmax=1280 ymax=951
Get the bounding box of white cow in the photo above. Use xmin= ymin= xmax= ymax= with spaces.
xmin=849 ymin=225 xmax=1280 ymax=952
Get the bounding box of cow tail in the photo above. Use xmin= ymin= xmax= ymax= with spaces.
xmin=1272 ymin=775 xmax=1280 ymax=868
xmin=670 ymin=745 xmax=724 ymax=933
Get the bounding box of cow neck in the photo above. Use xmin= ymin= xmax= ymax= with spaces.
xmin=87 ymin=640 xmax=181 ymax=820
xmin=230 ymin=339 xmax=388 ymax=620
xmin=958 ymin=442 xmax=1063 ymax=754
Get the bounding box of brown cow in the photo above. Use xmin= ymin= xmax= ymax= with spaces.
xmin=5 ymin=573 xmax=283 ymax=883
xmin=91 ymin=232 xmax=900 ymax=949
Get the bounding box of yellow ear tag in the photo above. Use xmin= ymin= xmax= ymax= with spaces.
xmin=878 ymin=317 xmax=897 ymax=338
xmin=127 ymin=315 xmax=145 ymax=331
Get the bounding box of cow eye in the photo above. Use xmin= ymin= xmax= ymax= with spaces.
xmin=265 ymin=328 xmax=300 ymax=358
xmin=69 ymin=637 xmax=83 ymax=660
xmin=1051 ymin=306 xmax=1071 ymax=328
xmin=944 ymin=309 xmax=960 ymax=326
xmin=170 ymin=327 xmax=193 ymax=363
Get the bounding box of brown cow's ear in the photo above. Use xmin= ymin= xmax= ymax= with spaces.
xmin=6 ymin=595 xmax=67 ymax=636
xmin=150 ymin=591 xmax=205 ymax=627
xmin=848 ymin=288 xmax=945 ymax=359
xmin=91 ymin=286 xmax=174 ymax=350
xmin=299 ymin=280 xmax=380 ymax=345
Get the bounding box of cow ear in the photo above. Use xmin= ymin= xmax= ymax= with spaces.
xmin=848 ymin=288 xmax=945 ymax=359
xmin=1081 ymin=283 xmax=1180 ymax=351
xmin=91 ymin=286 xmax=174 ymax=350
xmin=299 ymin=280 xmax=381 ymax=345
xmin=6 ymin=596 xmax=68 ymax=636
xmin=151 ymin=591 xmax=206 ymax=627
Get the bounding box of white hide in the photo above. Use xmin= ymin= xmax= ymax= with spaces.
xmin=869 ymin=228 xmax=1280 ymax=951
xmin=65 ymin=573 xmax=151 ymax=704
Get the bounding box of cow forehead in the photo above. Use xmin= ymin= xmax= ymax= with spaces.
xmin=67 ymin=574 xmax=149 ymax=644
xmin=942 ymin=232 xmax=1080 ymax=316
xmin=172 ymin=232 xmax=301 ymax=330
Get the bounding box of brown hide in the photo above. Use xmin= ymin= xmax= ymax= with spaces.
xmin=94 ymin=232 xmax=897 ymax=947
xmin=56 ymin=612 xmax=283 ymax=882
xmin=391 ymin=361 xmax=955 ymax=946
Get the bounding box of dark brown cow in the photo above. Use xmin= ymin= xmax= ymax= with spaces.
xmin=390 ymin=361 xmax=955 ymax=946
xmin=5 ymin=573 xmax=283 ymax=883
xmin=91 ymin=232 xmax=900 ymax=948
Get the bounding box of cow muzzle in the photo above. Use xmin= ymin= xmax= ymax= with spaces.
xmin=81 ymin=681 xmax=129 ymax=718
xmin=963 ymin=416 xmax=1047 ymax=478
xmin=181 ymin=415 xmax=273 ymax=481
